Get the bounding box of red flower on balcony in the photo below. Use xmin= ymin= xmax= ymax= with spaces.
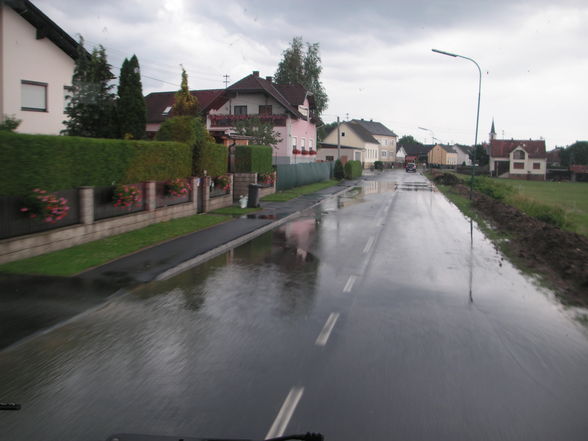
xmin=309 ymin=150 xmax=317 ymax=155
xmin=301 ymin=150 xmax=309 ymax=156
xmin=292 ymin=149 xmax=301 ymax=155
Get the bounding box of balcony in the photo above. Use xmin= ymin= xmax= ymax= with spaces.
xmin=209 ymin=113 xmax=287 ymax=127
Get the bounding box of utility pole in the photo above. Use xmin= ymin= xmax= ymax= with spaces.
xmin=337 ymin=116 xmax=341 ymax=160
xmin=223 ymin=74 xmax=230 ymax=88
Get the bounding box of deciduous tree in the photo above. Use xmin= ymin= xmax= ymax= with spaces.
xmin=235 ymin=117 xmax=282 ymax=148
xmin=274 ymin=37 xmax=328 ymax=117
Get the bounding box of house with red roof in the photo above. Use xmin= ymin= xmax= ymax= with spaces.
xmin=144 ymin=88 xmax=224 ymax=136
xmin=145 ymin=71 xmax=318 ymax=165
xmin=204 ymin=71 xmax=318 ymax=164
xmin=489 ymin=139 xmax=547 ymax=180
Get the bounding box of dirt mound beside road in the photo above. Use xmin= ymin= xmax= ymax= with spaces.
xmin=452 ymin=183 xmax=588 ymax=301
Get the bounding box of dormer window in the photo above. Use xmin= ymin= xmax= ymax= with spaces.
xmin=513 ymin=150 xmax=525 ymax=160
xmin=162 ymin=106 xmax=172 ymax=116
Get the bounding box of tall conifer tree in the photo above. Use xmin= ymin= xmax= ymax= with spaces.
xmin=64 ymin=37 xmax=117 ymax=138
xmin=173 ymin=68 xmax=198 ymax=116
xmin=117 ymin=55 xmax=146 ymax=139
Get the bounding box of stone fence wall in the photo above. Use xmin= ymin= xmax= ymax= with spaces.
xmin=0 ymin=178 xmax=200 ymax=265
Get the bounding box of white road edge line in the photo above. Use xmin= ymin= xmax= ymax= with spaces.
xmin=315 ymin=313 xmax=340 ymax=346
xmin=363 ymin=236 xmax=375 ymax=253
xmin=266 ymin=386 xmax=305 ymax=439
xmin=343 ymin=275 xmax=357 ymax=293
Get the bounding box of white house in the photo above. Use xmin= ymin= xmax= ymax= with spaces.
xmin=489 ymin=139 xmax=547 ymax=180
xmin=0 ymin=0 xmax=83 ymax=134
xmin=350 ymin=119 xmax=398 ymax=165
xmin=453 ymin=145 xmax=472 ymax=166
xmin=318 ymin=120 xmax=380 ymax=167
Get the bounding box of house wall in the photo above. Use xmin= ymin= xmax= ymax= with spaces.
xmin=1 ymin=6 xmax=75 ymax=134
xmin=396 ymin=147 xmax=406 ymax=163
xmin=509 ymin=147 xmax=546 ymax=177
xmin=207 ymin=94 xmax=316 ymax=166
xmin=364 ymin=142 xmax=379 ymax=167
xmin=374 ymin=135 xmax=397 ymax=162
xmin=428 ymin=145 xmax=446 ymax=165
xmin=446 ymin=152 xmax=458 ymax=165
xmin=454 ymin=146 xmax=472 ymax=165
xmin=316 ymin=147 xmax=359 ymax=163
xmin=209 ymin=93 xmax=287 ymax=116
xmin=323 ymin=122 xmax=363 ymax=147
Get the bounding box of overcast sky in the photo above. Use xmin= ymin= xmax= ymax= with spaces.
xmin=37 ymin=0 xmax=587 ymax=148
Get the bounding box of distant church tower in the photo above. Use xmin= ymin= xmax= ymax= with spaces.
xmin=489 ymin=119 xmax=497 ymax=142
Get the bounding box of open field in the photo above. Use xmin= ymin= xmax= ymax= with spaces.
xmin=453 ymin=173 xmax=588 ymax=237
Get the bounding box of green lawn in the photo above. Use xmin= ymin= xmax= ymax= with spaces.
xmin=502 ymin=180 xmax=588 ymax=236
xmin=261 ymin=179 xmax=340 ymax=202
xmin=0 ymin=214 xmax=228 ymax=277
xmin=210 ymin=206 xmax=261 ymax=216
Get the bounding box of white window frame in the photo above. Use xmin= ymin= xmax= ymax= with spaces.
xmin=21 ymin=80 xmax=47 ymax=112
xmin=292 ymin=136 xmax=297 ymax=148
xmin=301 ymin=138 xmax=305 ymax=149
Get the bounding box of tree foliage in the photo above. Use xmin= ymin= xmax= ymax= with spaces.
xmin=560 ymin=141 xmax=588 ymax=166
xmin=117 ymin=55 xmax=146 ymax=139
xmin=235 ymin=117 xmax=282 ymax=148
xmin=398 ymin=135 xmax=424 ymax=149
xmin=173 ymin=67 xmax=198 ymax=117
xmin=469 ymin=144 xmax=489 ymax=166
xmin=274 ymin=36 xmax=328 ymax=117
xmin=63 ymin=37 xmax=117 ymax=138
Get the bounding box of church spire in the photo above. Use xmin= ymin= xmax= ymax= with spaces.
xmin=490 ymin=118 xmax=496 ymax=141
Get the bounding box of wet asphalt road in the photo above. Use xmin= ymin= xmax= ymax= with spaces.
xmin=2 ymin=170 xmax=588 ymax=441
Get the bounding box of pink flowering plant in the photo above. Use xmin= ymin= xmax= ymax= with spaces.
xmin=258 ymin=172 xmax=274 ymax=186
xmin=165 ymin=178 xmax=191 ymax=198
xmin=113 ymin=184 xmax=142 ymax=209
xmin=214 ymin=175 xmax=231 ymax=191
xmin=20 ymin=188 xmax=70 ymax=223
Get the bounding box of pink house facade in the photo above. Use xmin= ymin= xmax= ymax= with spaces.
xmin=203 ymin=71 xmax=318 ymax=165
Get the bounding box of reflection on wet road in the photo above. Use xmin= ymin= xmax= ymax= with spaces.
xmin=2 ymin=170 xmax=588 ymax=441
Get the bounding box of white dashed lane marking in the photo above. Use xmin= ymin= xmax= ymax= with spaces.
xmin=266 ymin=386 xmax=305 ymax=439
xmin=315 ymin=313 xmax=340 ymax=346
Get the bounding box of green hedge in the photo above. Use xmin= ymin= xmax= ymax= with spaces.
xmin=195 ymin=142 xmax=227 ymax=177
xmin=0 ymin=131 xmax=191 ymax=195
xmin=344 ymin=160 xmax=362 ymax=179
xmin=235 ymin=145 xmax=273 ymax=173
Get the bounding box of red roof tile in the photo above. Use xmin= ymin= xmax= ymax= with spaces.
xmin=145 ymin=89 xmax=223 ymax=123
xmin=490 ymin=139 xmax=546 ymax=158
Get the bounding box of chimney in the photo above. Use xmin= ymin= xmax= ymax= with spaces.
xmin=266 ymin=76 xmax=273 ymax=82
xmin=252 ymin=71 xmax=259 ymax=77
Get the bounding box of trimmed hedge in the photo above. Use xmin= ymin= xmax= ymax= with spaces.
xmin=0 ymin=131 xmax=191 ymax=196
xmin=195 ymin=142 xmax=227 ymax=177
xmin=344 ymin=160 xmax=362 ymax=179
xmin=235 ymin=145 xmax=273 ymax=173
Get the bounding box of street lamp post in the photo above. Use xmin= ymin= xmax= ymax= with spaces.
xmin=418 ymin=126 xmax=435 ymax=145
xmin=432 ymin=49 xmax=481 ymax=199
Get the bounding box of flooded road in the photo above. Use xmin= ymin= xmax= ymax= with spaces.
xmin=2 ymin=170 xmax=588 ymax=441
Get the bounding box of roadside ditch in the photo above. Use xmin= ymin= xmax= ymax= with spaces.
xmin=430 ymin=172 xmax=588 ymax=305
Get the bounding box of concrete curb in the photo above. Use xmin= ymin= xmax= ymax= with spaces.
xmin=155 ymin=185 xmax=353 ymax=281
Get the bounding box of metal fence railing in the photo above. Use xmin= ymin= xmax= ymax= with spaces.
xmin=276 ymin=162 xmax=334 ymax=191
xmin=0 ymin=189 xmax=80 ymax=240
xmin=93 ymin=184 xmax=146 ymax=221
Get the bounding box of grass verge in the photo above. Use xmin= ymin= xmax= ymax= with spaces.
xmin=261 ymin=179 xmax=340 ymax=202
xmin=210 ymin=206 xmax=261 ymax=216
xmin=0 ymin=214 xmax=228 ymax=277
